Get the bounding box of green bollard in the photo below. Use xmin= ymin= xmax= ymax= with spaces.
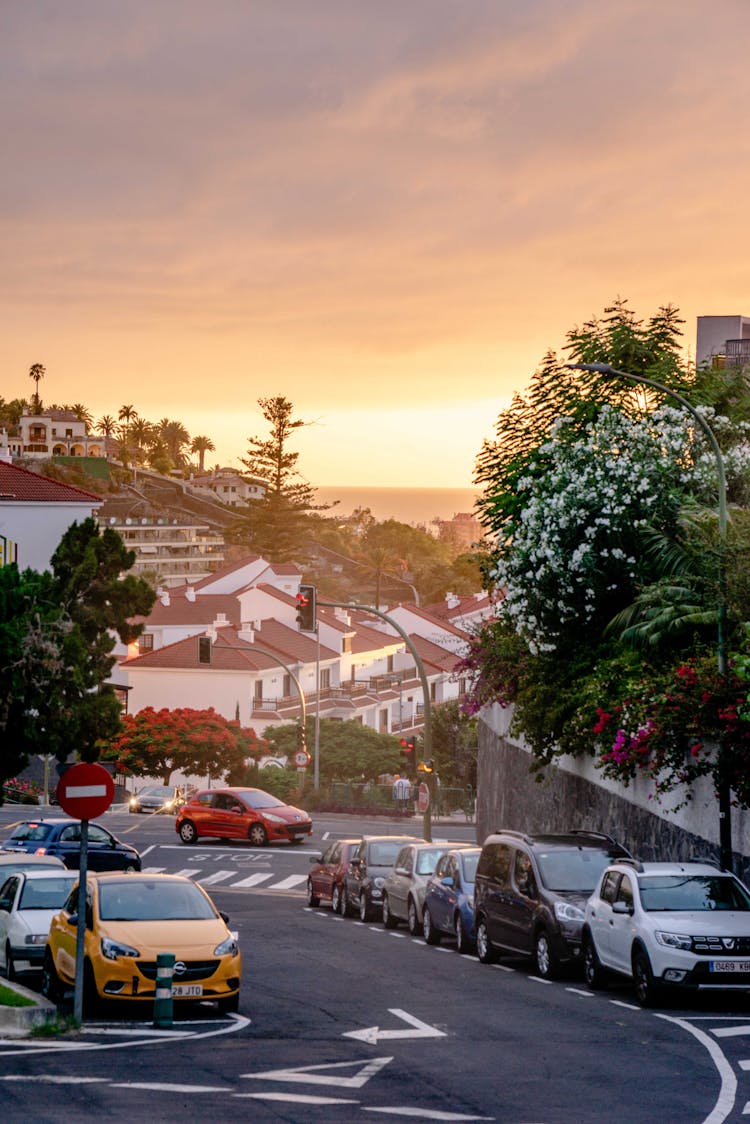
xmin=153 ymin=952 xmax=175 ymax=1028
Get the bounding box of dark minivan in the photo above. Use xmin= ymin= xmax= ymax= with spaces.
xmin=473 ymin=830 xmax=631 ymax=978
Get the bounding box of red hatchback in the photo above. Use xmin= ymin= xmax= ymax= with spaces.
xmin=307 ymin=838 xmax=361 ymax=912
xmin=175 ymin=787 xmax=313 ymax=847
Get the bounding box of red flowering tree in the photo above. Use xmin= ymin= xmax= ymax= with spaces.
xmin=101 ymin=707 xmax=265 ymax=784
xmin=593 ymin=655 xmax=750 ymax=807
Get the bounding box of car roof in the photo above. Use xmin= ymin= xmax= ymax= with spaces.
xmin=486 ymin=831 xmax=626 ymax=851
xmin=16 ymin=868 xmax=77 ymax=881
xmin=362 ymin=834 xmax=421 ymax=843
xmin=91 ymin=871 xmax=192 ymax=884
xmin=0 ymin=853 xmax=65 ymax=866
xmin=611 ymin=861 xmax=729 ymax=877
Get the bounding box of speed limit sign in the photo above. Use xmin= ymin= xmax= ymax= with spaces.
xmin=294 ymin=750 xmax=310 ymax=768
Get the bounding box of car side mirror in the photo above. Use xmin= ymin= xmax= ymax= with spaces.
xmin=441 ymin=876 xmax=454 ymax=888
xmin=219 ymin=911 xmax=229 ymax=924
xmin=350 ymin=858 xmax=361 ymax=867
xmin=612 ymin=900 xmax=633 ymax=915
xmin=395 ymin=866 xmax=409 ymax=877
xmin=309 ymin=855 xmax=322 ymax=864
xmin=67 ymin=912 xmax=78 ymax=927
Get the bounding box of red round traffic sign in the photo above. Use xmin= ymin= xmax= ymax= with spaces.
xmin=417 ymin=782 xmax=430 ymax=814
xmin=56 ymin=762 xmax=115 ymax=820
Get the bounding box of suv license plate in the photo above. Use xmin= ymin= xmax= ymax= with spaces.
xmin=709 ymin=960 xmax=750 ymax=973
xmin=172 ymin=984 xmax=203 ymax=997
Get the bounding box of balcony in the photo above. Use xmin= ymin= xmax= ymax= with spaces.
xmin=724 ymin=339 xmax=750 ymax=366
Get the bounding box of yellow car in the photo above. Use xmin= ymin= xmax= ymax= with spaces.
xmin=43 ymin=872 xmax=241 ymax=1013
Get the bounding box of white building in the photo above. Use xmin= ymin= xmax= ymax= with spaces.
xmin=187 ymin=467 xmax=265 ymax=507
xmin=0 ymin=461 xmax=102 ymax=570
xmin=99 ymin=515 xmax=225 ymax=587
xmin=696 ymin=314 xmax=750 ymax=369
xmin=117 ymin=555 xmax=474 ymax=739
xmin=9 ymin=409 xmax=107 ymax=459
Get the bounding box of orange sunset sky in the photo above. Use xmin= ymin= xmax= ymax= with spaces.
xmin=3 ymin=1 xmax=750 ymax=488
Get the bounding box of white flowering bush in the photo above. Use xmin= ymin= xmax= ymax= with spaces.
xmin=490 ymin=405 xmax=739 ymax=652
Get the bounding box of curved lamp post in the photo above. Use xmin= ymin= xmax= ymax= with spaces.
xmin=566 ymin=362 xmax=732 ymax=870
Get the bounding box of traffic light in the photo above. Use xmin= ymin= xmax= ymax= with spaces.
xmin=418 ymin=759 xmax=434 ymax=773
xmin=296 ymin=584 xmax=317 ymax=631
xmin=399 ymin=735 xmax=416 ymax=766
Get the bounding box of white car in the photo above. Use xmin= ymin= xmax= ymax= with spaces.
xmin=0 ymin=868 xmax=78 ymax=979
xmin=582 ymin=859 xmax=750 ymax=1006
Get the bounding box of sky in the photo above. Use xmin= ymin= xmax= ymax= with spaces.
xmin=3 ymin=0 xmax=750 ymax=488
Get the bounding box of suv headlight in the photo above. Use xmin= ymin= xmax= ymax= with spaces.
xmin=263 ymin=814 xmax=286 ymax=824
xmin=101 ymin=936 xmax=140 ymax=960
xmin=554 ymin=901 xmax=585 ymax=923
xmin=374 ymin=877 xmax=385 ymax=889
xmin=214 ymin=934 xmax=239 ymax=956
xmin=655 ymin=930 xmax=693 ymax=951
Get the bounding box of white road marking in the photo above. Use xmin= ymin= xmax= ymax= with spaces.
xmin=0 ymin=1076 xmax=109 ymax=1084
xmin=609 ymin=1000 xmax=641 ymax=1011
xmin=236 ymin=1092 xmax=359 ymax=1104
xmin=230 ymin=873 xmax=273 ymax=888
xmin=142 ymin=866 xmax=167 ymax=874
xmin=0 ymin=1013 xmax=251 ymax=1058
xmin=174 ymin=868 xmax=202 ymax=878
xmin=714 ymin=1025 xmax=750 ymax=1038
xmin=112 ymin=1082 xmax=230 ymax=1093
xmin=528 ymin=976 xmax=552 ymax=985
xmin=269 ymin=875 xmax=307 ymax=890
xmin=344 ymin=1010 xmax=445 ymax=1045
xmin=491 ymin=965 xmax=514 ymax=972
xmin=656 ymin=1014 xmax=737 ymax=1124
xmin=242 ymin=1056 xmax=392 ymax=1088
xmin=363 ymin=1109 xmax=494 ymax=1120
xmin=198 ymin=870 xmax=236 ymax=885
xmin=566 ymin=988 xmax=594 ymax=997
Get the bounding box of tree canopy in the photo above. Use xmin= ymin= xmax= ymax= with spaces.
xmin=0 ymin=519 xmax=155 ymax=798
xmin=463 ymin=298 xmax=750 ymax=805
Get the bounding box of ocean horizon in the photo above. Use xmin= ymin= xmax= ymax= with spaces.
xmin=314 ymin=485 xmax=480 ymax=526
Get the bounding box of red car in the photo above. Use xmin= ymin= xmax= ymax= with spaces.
xmin=307 ymin=838 xmax=361 ymax=912
xmin=175 ymin=787 xmax=313 ymax=847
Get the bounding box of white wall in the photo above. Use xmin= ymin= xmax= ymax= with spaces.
xmin=0 ymin=501 xmax=100 ymax=571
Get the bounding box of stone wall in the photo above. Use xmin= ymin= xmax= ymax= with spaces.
xmin=477 ymin=702 xmax=750 ymax=882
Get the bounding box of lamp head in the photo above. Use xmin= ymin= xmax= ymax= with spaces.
xmin=565 ymin=362 xmax=616 ymax=376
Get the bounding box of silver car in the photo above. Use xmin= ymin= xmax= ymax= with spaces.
xmin=382 ymin=842 xmax=472 ymax=935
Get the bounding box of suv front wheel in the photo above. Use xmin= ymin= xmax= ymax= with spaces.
xmin=534 ymin=929 xmax=559 ymax=980
xmin=633 ymin=947 xmax=659 ymax=1007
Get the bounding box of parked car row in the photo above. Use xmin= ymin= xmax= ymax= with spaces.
xmin=307 ymin=827 xmax=750 ymax=1007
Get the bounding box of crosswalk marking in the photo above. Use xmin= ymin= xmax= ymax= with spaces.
xmin=267 ymin=875 xmax=307 ymax=891
xmin=198 ymin=870 xmax=236 ymax=885
xmin=142 ymin=866 xmax=167 ymax=874
xmin=230 ymin=873 xmax=274 ymax=888
xmin=174 ymin=868 xmax=202 ymax=878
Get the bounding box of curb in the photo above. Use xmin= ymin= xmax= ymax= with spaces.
xmin=0 ymin=977 xmax=57 ymax=1037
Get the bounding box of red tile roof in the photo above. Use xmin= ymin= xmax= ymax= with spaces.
xmin=0 ymin=461 xmax=102 ymax=504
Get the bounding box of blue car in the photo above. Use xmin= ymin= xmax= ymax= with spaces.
xmin=421 ymin=847 xmax=480 ymax=953
xmin=1 ymin=819 xmax=141 ymax=872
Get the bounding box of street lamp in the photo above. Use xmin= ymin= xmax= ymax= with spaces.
xmin=566 ymin=362 xmax=731 ymax=870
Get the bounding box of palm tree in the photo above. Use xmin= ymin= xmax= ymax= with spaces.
xmin=129 ymin=417 xmax=156 ymax=466
xmin=29 ymin=364 xmax=45 ymax=413
xmin=96 ymin=414 xmax=117 ymax=437
xmin=157 ymin=418 xmax=191 ymax=469
xmin=71 ymin=403 xmax=93 ymax=429
xmin=118 ymin=404 xmax=138 ymax=436
xmin=190 ymin=435 xmax=215 ymax=473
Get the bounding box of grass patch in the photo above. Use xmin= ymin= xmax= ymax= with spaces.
xmin=0 ymin=983 xmax=35 ymax=1008
xmin=30 ymin=1014 xmax=80 ymax=1038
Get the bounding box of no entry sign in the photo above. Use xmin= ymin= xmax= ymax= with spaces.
xmin=56 ymin=762 xmax=115 ymax=820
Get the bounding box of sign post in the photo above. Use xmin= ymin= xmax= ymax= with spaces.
xmin=56 ymin=762 xmax=115 ymax=1021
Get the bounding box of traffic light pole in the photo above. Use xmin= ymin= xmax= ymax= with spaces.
xmin=319 ymin=600 xmax=434 ymax=841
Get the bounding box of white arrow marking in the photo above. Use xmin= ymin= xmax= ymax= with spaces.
xmin=241 ymin=1056 xmax=392 ymax=1088
xmin=343 ymin=1009 xmax=446 ymax=1045
xmin=362 ymin=1109 xmax=493 ymax=1120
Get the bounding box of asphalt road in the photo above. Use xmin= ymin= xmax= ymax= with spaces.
xmin=1 ymin=806 xmax=749 ymax=1122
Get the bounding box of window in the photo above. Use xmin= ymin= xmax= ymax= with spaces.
xmin=514 ymin=850 xmax=536 ymax=895
xmin=254 ymin=680 xmax=263 ymax=700
xmin=320 ymin=668 xmax=331 ymax=689
xmin=282 ymin=674 xmax=291 ymax=697
xmin=379 ymin=709 xmax=388 ymax=732
xmin=387 ymin=655 xmax=394 ymax=672
xmin=600 ymin=871 xmax=619 ymax=904
xmin=480 ymin=844 xmax=512 ymax=888
xmin=616 ymin=875 xmax=634 ymax=910
xmin=342 ymin=637 xmax=352 ymax=653
xmin=198 ymin=636 xmax=211 ymax=664
xmin=138 ymin=633 xmax=154 ymax=653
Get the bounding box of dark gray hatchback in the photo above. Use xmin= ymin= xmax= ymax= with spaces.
xmin=473 ymin=830 xmax=631 ymax=978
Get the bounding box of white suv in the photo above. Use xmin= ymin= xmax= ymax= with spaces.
xmin=582 ymin=859 xmax=750 ymax=1006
